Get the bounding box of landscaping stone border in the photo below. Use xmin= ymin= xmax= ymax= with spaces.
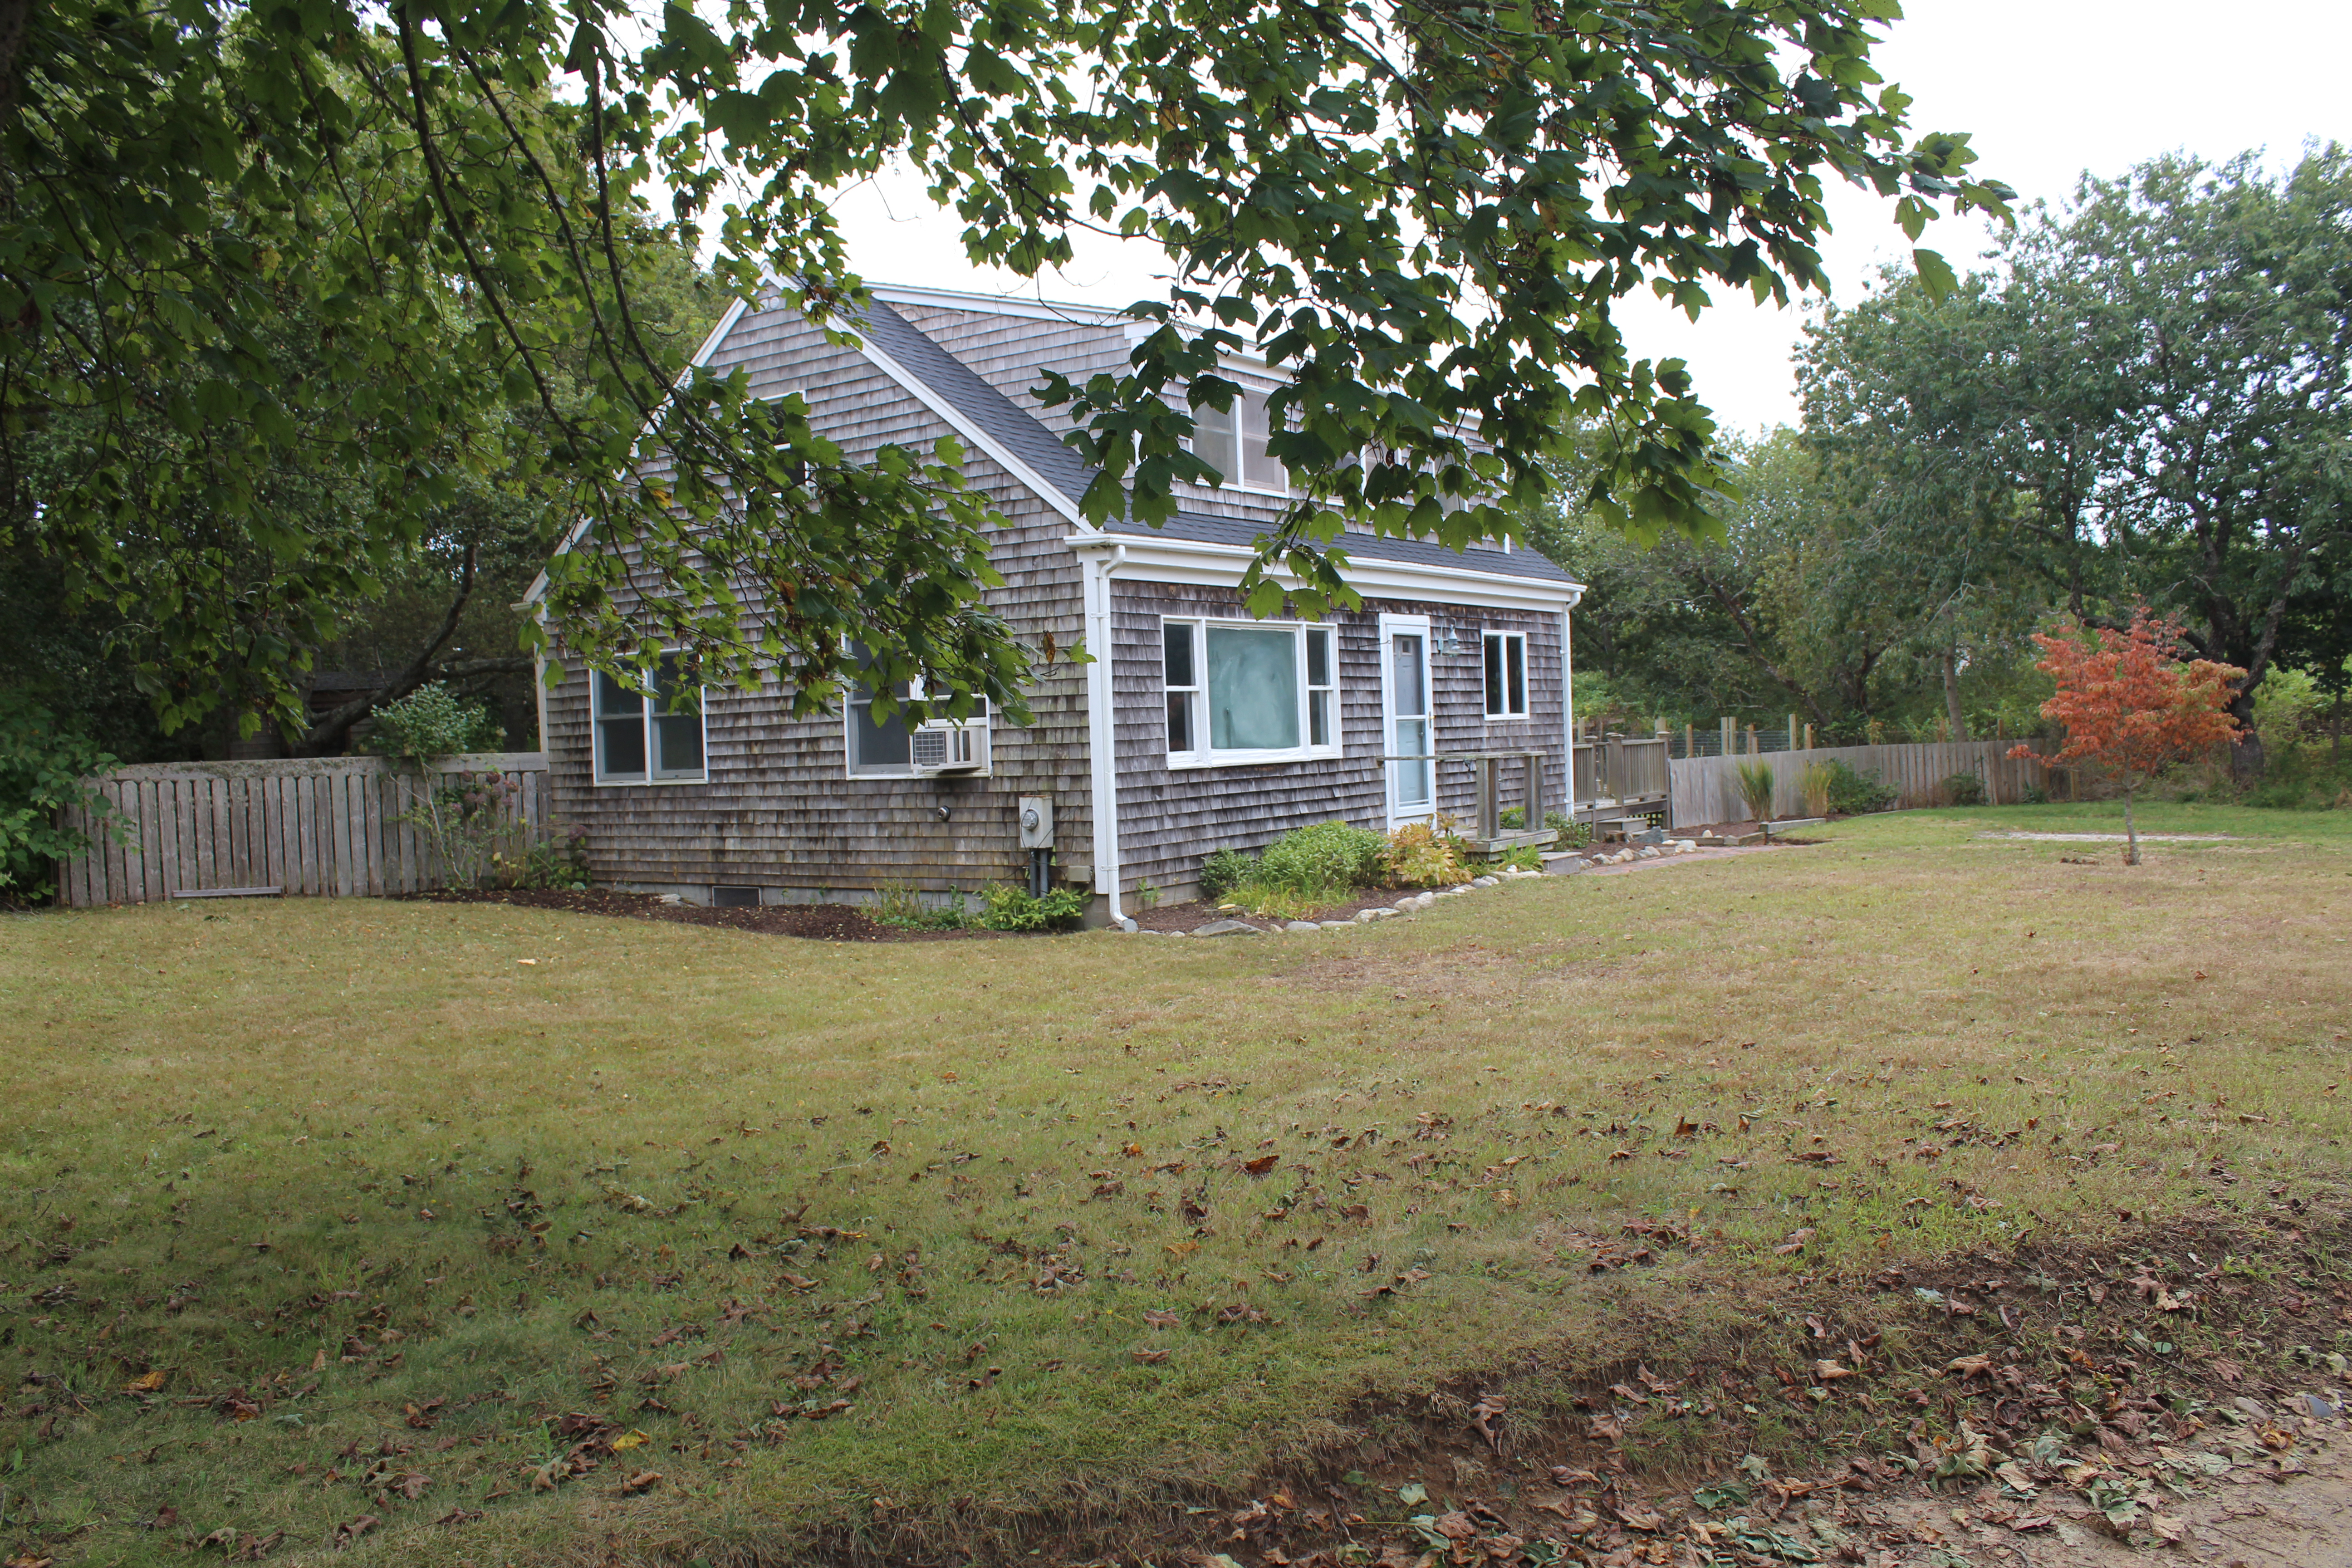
xmin=1112 ymin=842 xmax=1705 ymax=936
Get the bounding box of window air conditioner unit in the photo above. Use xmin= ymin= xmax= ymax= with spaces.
xmin=910 ymin=716 xmax=990 ymax=776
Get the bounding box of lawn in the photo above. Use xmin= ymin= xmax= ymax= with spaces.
xmin=1 ymin=802 xmax=2347 ymax=1566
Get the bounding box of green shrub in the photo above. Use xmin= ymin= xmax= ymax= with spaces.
xmin=0 ymin=694 xmax=117 ymax=902
xmin=1199 ymin=848 xmax=1255 ymax=903
xmin=1822 ymin=759 xmax=1896 ymax=815
xmin=1496 ymin=843 xmax=1543 ymax=872
xmin=1498 ymin=806 xmax=1525 ymax=829
xmin=366 ymin=682 xmax=505 ymax=769
xmin=1942 ymin=771 xmax=1988 ymax=807
xmin=1258 ymin=820 xmax=1389 ymax=894
xmin=2022 ymin=782 xmax=2050 ymax=805
xmin=874 ymin=881 xmax=970 ymax=930
xmin=494 ymin=822 xmax=592 ymax=890
xmin=978 ymin=882 xmax=1088 ymax=931
xmin=1735 ymin=760 xmax=1777 ymax=821
xmin=1544 ymin=810 xmax=1592 ymax=848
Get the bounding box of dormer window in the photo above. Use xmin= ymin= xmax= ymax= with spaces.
xmin=1187 ymin=389 xmax=1292 ymax=496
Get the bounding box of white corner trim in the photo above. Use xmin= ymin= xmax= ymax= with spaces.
xmin=522 ymin=296 xmax=755 ymax=609
xmin=851 ymin=331 xmax=1097 ymax=533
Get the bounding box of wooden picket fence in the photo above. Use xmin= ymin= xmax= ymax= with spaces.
xmin=54 ymin=754 xmax=552 ymax=907
xmin=1667 ymin=739 xmax=2052 ymax=827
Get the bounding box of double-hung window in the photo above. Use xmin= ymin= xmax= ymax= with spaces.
xmin=1483 ymin=631 xmax=1528 ymax=720
xmin=1162 ymin=618 xmax=1339 ymax=766
xmin=593 ymin=655 xmax=707 ymax=784
xmin=1186 ymin=389 xmax=1292 ymax=495
xmin=843 ymin=647 xmax=989 ymax=778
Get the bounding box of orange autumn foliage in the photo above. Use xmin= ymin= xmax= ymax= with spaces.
xmin=2008 ymin=608 xmax=2243 ymax=863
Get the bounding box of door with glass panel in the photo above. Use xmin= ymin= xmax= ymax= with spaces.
xmin=1382 ymin=616 xmax=1434 ymax=823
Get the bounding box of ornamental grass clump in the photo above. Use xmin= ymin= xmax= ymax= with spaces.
xmin=1735 ymin=759 xmax=1777 ymax=822
xmin=1799 ymin=762 xmax=1835 ymax=818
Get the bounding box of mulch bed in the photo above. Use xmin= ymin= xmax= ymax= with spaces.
xmin=398 ymin=886 xmax=1022 ymax=943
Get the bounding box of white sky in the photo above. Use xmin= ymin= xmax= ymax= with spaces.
xmin=824 ymin=0 xmax=2352 ymax=437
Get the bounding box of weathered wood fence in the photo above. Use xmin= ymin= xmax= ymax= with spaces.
xmin=1667 ymin=739 xmax=2049 ymax=827
xmin=54 ymin=754 xmax=551 ymax=907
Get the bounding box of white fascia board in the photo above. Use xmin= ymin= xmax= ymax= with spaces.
xmin=868 ymin=284 xmax=1131 ymax=328
xmin=1085 ymin=532 xmax=1584 ymax=613
xmin=521 ymin=295 xmax=755 ymax=610
xmin=852 ymin=332 xmax=1098 ymax=534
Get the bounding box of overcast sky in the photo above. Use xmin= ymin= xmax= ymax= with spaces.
xmin=825 ymin=0 xmax=2352 ymax=436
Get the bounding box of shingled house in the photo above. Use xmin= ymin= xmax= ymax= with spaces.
xmin=528 ymin=286 xmax=1586 ymax=924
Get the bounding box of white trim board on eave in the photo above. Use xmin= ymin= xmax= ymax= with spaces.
xmin=1093 ymin=533 xmax=1584 ymax=613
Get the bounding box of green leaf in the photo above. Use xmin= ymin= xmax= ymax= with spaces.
xmin=1912 ymin=248 xmax=1960 ymax=299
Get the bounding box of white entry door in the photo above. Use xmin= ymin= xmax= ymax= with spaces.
xmin=1380 ymin=614 xmax=1434 ymax=824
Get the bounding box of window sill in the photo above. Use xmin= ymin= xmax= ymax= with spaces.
xmin=593 ymin=775 xmax=709 ymax=787
xmin=1163 ymin=749 xmax=1343 ymax=771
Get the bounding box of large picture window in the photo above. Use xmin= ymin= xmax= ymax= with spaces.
xmin=1483 ymin=631 xmax=1528 ymax=719
xmin=1186 ymin=389 xmax=1292 ymax=495
xmin=593 ymin=656 xmax=707 ymax=784
xmin=1162 ymin=618 xmax=1338 ymax=767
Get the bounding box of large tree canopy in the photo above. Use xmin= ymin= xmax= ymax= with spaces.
xmin=0 ymin=0 xmax=2006 ymax=736
xmin=1800 ymin=148 xmax=2352 ymax=760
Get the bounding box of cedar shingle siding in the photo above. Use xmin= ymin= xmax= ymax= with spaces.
xmin=536 ymin=289 xmax=1581 ymax=913
xmin=1110 ymin=583 xmax=1565 ymax=899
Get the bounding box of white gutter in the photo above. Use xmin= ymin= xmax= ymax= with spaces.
xmin=1074 ymin=537 xmax=1132 ymax=930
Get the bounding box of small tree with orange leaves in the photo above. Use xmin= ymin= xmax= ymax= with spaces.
xmin=2009 ymin=608 xmax=2243 ymax=864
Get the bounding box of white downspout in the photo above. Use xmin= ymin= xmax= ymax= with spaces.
xmin=1560 ymin=591 xmax=1581 ymax=821
xmin=1078 ymin=540 xmax=1132 ymax=929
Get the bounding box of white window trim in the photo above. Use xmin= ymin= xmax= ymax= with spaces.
xmin=1482 ymin=629 xmax=1530 ymax=720
xmin=1161 ymin=616 xmax=1341 ymax=769
xmin=591 ymin=655 xmax=709 ymax=787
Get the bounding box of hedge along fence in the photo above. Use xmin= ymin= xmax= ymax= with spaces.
xmin=1666 ymin=739 xmax=2056 ymax=827
xmin=52 ymin=753 xmax=551 ymax=907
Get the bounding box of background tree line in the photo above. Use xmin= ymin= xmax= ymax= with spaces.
xmin=1532 ymin=146 xmax=2352 ymax=783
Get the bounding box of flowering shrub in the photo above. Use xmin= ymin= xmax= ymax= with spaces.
xmin=397 ymin=769 xmax=529 ymax=890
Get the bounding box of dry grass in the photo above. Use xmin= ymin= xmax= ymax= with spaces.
xmin=0 ymin=801 xmax=2346 ymax=1566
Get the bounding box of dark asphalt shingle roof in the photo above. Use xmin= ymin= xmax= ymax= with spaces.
xmin=853 ymin=298 xmax=1578 ymax=588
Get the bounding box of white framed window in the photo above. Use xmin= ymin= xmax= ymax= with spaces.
xmin=1161 ymin=617 xmax=1339 ymax=768
xmin=1483 ymin=631 xmax=1528 ymax=719
xmin=1186 ymin=389 xmax=1292 ymax=495
xmin=593 ymin=655 xmax=707 ymax=785
xmin=844 ymin=649 xmax=990 ymax=779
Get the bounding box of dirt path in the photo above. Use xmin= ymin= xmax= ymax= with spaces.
xmin=1862 ymin=1410 xmax=2351 ymax=1567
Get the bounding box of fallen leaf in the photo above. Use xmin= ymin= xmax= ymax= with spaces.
xmin=332 ymin=1514 xmax=378 ymax=1550
xmin=124 ymin=1368 xmax=167 ymax=1392
xmin=1813 ymin=1359 xmax=1856 ymax=1382
xmin=620 ymin=1471 xmax=662 ymax=1494
xmin=1132 ymin=1348 xmax=1169 ymax=1364
xmin=1242 ymin=1154 xmax=1279 ymax=1176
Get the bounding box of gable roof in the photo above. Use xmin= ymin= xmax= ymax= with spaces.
xmin=853 ymin=292 xmax=1579 ymax=589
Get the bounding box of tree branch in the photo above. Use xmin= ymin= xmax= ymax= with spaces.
xmin=294 ymin=543 xmax=479 ymax=755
